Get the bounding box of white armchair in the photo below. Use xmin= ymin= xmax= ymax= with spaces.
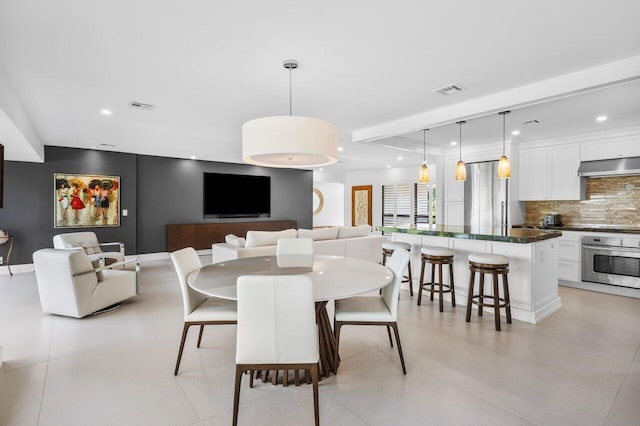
xmin=53 ymin=232 xmax=125 ymax=266
xmin=33 ymin=248 xmax=138 ymax=318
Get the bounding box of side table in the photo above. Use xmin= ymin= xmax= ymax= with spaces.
xmin=1 ymin=235 xmax=14 ymax=276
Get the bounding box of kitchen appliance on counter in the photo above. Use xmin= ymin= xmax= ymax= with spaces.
xmin=582 ymin=235 xmax=640 ymax=289
xmin=464 ymin=161 xmax=508 ymax=228
xmin=543 ymin=214 xmax=561 ymax=227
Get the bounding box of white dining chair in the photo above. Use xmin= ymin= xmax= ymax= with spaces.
xmin=170 ymin=247 xmax=237 ymax=375
xmin=334 ymin=248 xmax=411 ymax=374
xmin=276 ymin=237 xmax=314 ymax=267
xmin=233 ymin=275 xmax=320 ymax=426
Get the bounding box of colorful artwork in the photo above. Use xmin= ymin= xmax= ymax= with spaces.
xmin=55 ymin=173 xmax=120 ymax=228
xmin=351 ymin=185 xmax=372 ymax=226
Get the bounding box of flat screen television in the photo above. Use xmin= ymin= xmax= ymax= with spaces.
xmin=203 ymin=172 xmax=270 ymax=218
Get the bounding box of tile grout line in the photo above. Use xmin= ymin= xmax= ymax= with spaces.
xmin=602 ymin=342 xmax=640 ymax=425
xmin=36 ymin=316 xmax=56 ymax=426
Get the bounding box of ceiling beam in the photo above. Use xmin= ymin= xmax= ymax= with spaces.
xmin=352 ymin=56 xmax=640 ymax=143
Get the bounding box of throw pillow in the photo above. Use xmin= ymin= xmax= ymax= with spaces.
xmin=337 ymin=225 xmax=372 ymax=239
xmin=245 ymin=229 xmax=298 ymax=248
xmin=224 ymin=234 xmax=246 ymax=247
xmin=90 ymin=259 xmax=104 ymax=282
xmin=298 ymin=227 xmax=339 ymax=241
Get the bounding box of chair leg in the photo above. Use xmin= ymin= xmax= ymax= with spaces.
xmin=438 ymin=263 xmax=444 ymax=312
xmin=418 ymin=259 xmax=426 ymax=305
xmin=174 ymin=323 xmax=191 ymax=375
xmin=503 ymin=273 xmax=512 ymax=324
xmin=449 ymin=263 xmax=456 ymax=307
xmin=386 ymin=325 xmax=394 ymax=347
xmin=407 ymin=260 xmax=413 ymax=296
xmin=492 ymin=273 xmax=501 ymax=331
xmin=197 ymin=324 xmax=205 ymax=348
xmin=430 ymin=262 xmax=436 ymax=301
xmin=249 ymin=370 xmax=254 ymax=388
xmin=334 ymin=322 xmax=342 ymax=373
xmin=478 ymin=273 xmax=485 ymax=317
xmin=232 ymin=365 xmax=243 ymax=426
xmin=391 ymin=323 xmax=406 ymax=374
xmin=466 ymin=271 xmax=475 ymax=322
xmin=311 ymin=363 xmax=320 ymax=426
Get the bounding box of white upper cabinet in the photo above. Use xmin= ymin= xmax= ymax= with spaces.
xmin=581 ymin=135 xmax=640 ymax=161
xmin=519 ymin=143 xmax=581 ymax=201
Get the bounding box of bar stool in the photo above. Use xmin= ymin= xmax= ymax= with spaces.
xmin=465 ymin=253 xmax=512 ymax=331
xmin=418 ymin=246 xmax=455 ymax=312
xmin=382 ymin=242 xmax=413 ymax=296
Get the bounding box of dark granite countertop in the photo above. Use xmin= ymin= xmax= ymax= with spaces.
xmin=378 ymin=226 xmax=562 ymax=244
xmin=512 ymin=224 xmax=640 ymax=234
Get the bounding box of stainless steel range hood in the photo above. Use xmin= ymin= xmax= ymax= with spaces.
xmin=578 ymin=156 xmax=640 ymax=177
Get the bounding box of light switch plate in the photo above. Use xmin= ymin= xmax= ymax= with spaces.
xmin=122 ymin=209 xmax=128 ymax=217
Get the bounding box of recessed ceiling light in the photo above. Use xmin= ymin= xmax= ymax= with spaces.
xmin=319 ymin=168 xmax=324 ymax=171
xmin=386 ymin=165 xmax=391 ymax=168
xmin=100 ymin=109 xmax=112 ymax=115
xmin=596 ymin=115 xmax=607 ymax=122
xmin=397 ymin=156 xmax=403 ymax=160
xmin=512 ymin=130 xmax=520 ymax=136
xmin=190 ymin=155 xmax=197 ymax=160
xmin=338 ymin=147 xmax=344 ymax=151
xmin=450 ymin=141 xmax=457 ymax=146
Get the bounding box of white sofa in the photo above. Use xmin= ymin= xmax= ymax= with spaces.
xmin=212 ymin=226 xmax=386 ymax=264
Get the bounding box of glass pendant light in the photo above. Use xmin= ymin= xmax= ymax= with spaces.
xmin=497 ymin=111 xmax=512 ymax=179
xmin=454 ymin=120 xmax=467 ymax=181
xmin=419 ymin=129 xmax=430 ymax=182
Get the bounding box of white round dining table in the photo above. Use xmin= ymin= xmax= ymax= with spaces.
xmin=188 ymin=254 xmax=394 ymax=378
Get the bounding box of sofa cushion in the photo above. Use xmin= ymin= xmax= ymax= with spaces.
xmin=337 ymin=225 xmax=372 ymax=239
xmin=245 ymin=229 xmax=298 ymax=248
xmin=225 ymin=234 xmax=246 ymax=247
xmin=298 ymin=227 xmax=339 ymax=241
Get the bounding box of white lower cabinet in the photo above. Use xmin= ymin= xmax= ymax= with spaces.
xmin=557 ymin=231 xmax=581 ymax=282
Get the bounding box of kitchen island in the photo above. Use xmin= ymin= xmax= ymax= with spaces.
xmin=379 ymin=226 xmax=563 ymax=324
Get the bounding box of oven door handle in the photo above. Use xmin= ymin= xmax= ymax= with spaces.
xmin=582 ymin=244 xmax=640 ymax=254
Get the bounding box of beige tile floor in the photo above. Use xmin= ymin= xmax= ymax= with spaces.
xmin=1 ymin=258 xmax=639 ymax=426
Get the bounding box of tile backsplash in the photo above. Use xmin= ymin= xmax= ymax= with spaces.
xmin=525 ymin=175 xmax=640 ymax=227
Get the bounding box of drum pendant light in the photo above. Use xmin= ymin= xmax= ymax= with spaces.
xmin=242 ymin=60 xmax=338 ymax=168
xmin=419 ymin=129 xmax=430 ymax=182
xmin=454 ymin=120 xmax=467 ymax=181
xmin=497 ymin=111 xmax=512 ymax=178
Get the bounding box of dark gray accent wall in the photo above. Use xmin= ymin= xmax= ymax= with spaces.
xmin=136 ymin=155 xmax=312 ymax=253
xmin=0 ymin=146 xmax=138 ymax=264
xmin=0 ymin=146 xmax=312 ymax=264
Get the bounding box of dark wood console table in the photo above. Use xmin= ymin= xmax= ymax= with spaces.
xmin=167 ymin=220 xmax=297 ymax=252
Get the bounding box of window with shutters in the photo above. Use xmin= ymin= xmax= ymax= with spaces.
xmin=381 ymin=182 xmax=437 ymax=232
xmin=414 ymin=183 xmax=437 ymax=228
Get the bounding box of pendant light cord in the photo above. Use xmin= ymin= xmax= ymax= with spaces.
xmin=289 ymin=66 xmax=293 ymax=116
xmin=459 ymin=122 xmax=462 ymax=159
xmin=502 ymin=112 xmax=506 ymax=156
xmin=423 ymin=130 xmax=427 ymax=164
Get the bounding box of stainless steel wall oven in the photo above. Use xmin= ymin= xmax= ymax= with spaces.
xmin=581 ymin=235 xmax=640 ymax=289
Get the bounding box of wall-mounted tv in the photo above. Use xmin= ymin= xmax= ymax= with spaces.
xmin=203 ymin=172 xmax=271 ymax=218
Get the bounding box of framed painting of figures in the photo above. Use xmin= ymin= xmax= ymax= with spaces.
xmin=54 ymin=173 xmax=120 ymax=228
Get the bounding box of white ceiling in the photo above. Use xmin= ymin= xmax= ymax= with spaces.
xmin=0 ymin=0 xmax=639 ymax=170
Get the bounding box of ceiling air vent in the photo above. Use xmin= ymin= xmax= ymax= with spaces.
xmin=128 ymin=101 xmax=154 ymax=111
xmin=521 ymin=119 xmax=541 ymax=126
xmin=433 ymin=84 xmax=463 ymax=96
